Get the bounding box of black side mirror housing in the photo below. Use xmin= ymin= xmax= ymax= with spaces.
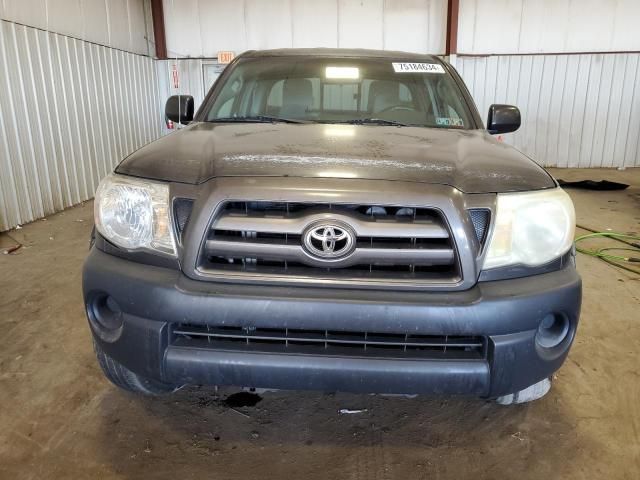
xmin=487 ymin=104 xmax=520 ymax=134
xmin=165 ymin=95 xmax=195 ymax=125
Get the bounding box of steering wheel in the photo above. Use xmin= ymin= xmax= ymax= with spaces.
xmin=376 ymin=105 xmax=414 ymax=114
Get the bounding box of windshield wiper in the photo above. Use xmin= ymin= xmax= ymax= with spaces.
xmin=207 ymin=115 xmax=308 ymax=124
xmin=332 ymin=118 xmax=410 ymax=127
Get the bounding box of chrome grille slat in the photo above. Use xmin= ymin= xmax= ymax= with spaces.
xmin=205 ymin=240 xmax=454 ymax=266
xmin=215 ymin=212 xmax=449 ymax=238
xmin=198 ymin=201 xmax=462 ymax=287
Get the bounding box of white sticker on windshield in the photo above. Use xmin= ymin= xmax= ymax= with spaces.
xmin=392 ymin=62 xmax=445 ymax=73
xmin=436 ymin=117 xmax=464 ymax=127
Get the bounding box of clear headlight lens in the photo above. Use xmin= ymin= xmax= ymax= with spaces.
xmin=483 ymin=187 xmax=575 ymax=269
xmin=94 ymin=174 xmax=176 ymax=256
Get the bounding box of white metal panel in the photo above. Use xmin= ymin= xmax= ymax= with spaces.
xmin=1 ymin=0 xmax=48 ymax=30
xmin=162 ymin=0 xmax=447 ymax=57
xmin=107 ymin=0 xmax=131 ymax=52
xmin=458 ymin=0 xmax=640 ymax=55
xmin=127 ymin=0 xmax=150 ymax=55
xmin=383 ymin=0 xmax=446 ymax=54
xmin=46 ymin=0 xmax=83 ymax=39
xmin=611 ymin=0 xmax=640 ymax=51
xmin=0 ymin=0 xmax=150 ymax=54
xmin=338 ymin=0 xmax=384 ymax=50
xmin=163 ymin=0 xmax=202 ymax=57
xmin=291 ymin=0 xmax=338 ymax=48
xmin=245 ymin=0 xmax=292 ymax=50
xmin=198 ymin=0 xmax=248 ymax=55
xmin=518 ymin=0 xmax=568 ymax=55
xmin=451 ymin=53 xmax=640 ymax=168
xmin=0 ymin=20 xmax=163 ymax=231
xmin=81 ymin=0 xmax=110 ymax=46
xmin=620 ymin=56 xmax=640 ymax=169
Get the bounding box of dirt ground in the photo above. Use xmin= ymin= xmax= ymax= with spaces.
xmin=0 ymin=168 xmax=638 ymax=479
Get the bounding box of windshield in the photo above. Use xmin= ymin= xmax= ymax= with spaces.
xmin=203 ymin=56 xmax=474 ymax=129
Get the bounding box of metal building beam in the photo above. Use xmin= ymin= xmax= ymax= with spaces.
xmin=445 ymin=0 xmax=459 ymax=56
xmin=150 ymin=0 xmax=167 ymax=59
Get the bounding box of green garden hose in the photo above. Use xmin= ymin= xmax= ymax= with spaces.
xmin=575 ymin=225 xmax=640 ymax=275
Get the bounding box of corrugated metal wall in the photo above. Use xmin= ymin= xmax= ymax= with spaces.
xmin=452 ymin=0 xmax=640 ymax=168
xmin=451 ymin=53 xmax=640 ymax=168
xmin=458 ymin=0 xmax=640 ymax=55
xmin=0 ymin=0 xmax=152 ymax=55
xmin=0 ymin=19 xmax=163 ymax=231
xmin=162 ymin=0 xmax=448 ymax=57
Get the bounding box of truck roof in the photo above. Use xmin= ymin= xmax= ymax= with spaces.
xmin=241 ymin=48 xmax=441 ymax=62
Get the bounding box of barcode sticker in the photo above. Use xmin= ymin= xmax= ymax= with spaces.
xmin=392 ymin=63 xmax=445 ymax=73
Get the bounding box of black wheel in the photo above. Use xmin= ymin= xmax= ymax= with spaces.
xmin=94 ymin=342 xmax=178 ymax=396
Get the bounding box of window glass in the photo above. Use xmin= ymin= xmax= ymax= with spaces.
xmin=205 ymin=57 xmax=473 ymax=129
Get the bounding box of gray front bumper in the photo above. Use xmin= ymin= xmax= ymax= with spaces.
xmin=83 ymin=248 xmax=582 ymax=397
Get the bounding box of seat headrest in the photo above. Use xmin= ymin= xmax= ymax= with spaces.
xmin=281 ymin=78 xmax=313 ymax=117
xmin=368 ymin=80 xmax=400 ymax=113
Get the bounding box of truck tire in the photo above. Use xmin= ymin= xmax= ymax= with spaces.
xmin=94 ymin=342 xmax=178 ymax=396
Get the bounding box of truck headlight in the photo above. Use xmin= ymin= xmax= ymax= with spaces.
xmin=483 ymin=187 xmax=575 ymax=269
xmin=94 ymin=174 xmax=176 ymax=256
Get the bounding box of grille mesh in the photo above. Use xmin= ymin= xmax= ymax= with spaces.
xmin=172 ymin=324 xmax=486 ymax=360
xmin=468 ymin=209 xmax=490 ymax=243
xmin=173 ymin=198 xmax=194 ymax=239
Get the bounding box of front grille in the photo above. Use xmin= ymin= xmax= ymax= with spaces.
xmin=198 ymin=201 xmax=461 ymax=286
xmin=468 ymin=208 xmax=490 ymax=244
xmin=173 ymin=198 xmax=194 ymax=241
xmin=171 ymin=324 xmax=486 ymax=360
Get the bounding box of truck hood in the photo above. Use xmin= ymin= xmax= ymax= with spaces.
xmin=116 ymin=122 xmax=555 ymax=193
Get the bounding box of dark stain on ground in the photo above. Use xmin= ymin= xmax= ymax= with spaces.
xmin=224 ymin=391 xmax=263 ymax=408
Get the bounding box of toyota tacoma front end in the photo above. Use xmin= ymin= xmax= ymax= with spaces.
xmin=83 ymin=49 xmax=581 ymax=404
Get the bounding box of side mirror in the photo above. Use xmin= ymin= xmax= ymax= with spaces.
xmin=165 ymin=95 xmax=194 ymax=125
xmin=487 ymin=104 xmax=520 ymax=134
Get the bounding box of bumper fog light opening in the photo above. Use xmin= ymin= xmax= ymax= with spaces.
xmin=536 ymin=313 xmax=570 ymax=349
xmin=88 ymin=294 xmax=124 ymax=341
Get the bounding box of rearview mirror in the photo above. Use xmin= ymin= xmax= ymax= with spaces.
xmin=487 ymin=104 xmax=520 ymax=134
xmin=165 ymin=95 xmax=194 ymax=125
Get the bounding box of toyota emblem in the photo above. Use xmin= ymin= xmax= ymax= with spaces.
xmin=302 ymin=223 xmax=355 ymax=259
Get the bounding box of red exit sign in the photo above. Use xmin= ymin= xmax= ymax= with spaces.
xmin=217 ymin=51 xmax=235 ymax=64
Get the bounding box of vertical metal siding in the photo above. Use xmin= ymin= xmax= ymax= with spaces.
xmin=457 ymin=0 xmax=640 ymax=55
xmin=0 ymin=0 xmax=151 ymax=55
xmin=0 ymin=20 xmax=162 ymax=231
xmin=162 ymin=0 xmax=447 ymax=57
xmin=452 ymin=53 xmax=640 ymax=168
